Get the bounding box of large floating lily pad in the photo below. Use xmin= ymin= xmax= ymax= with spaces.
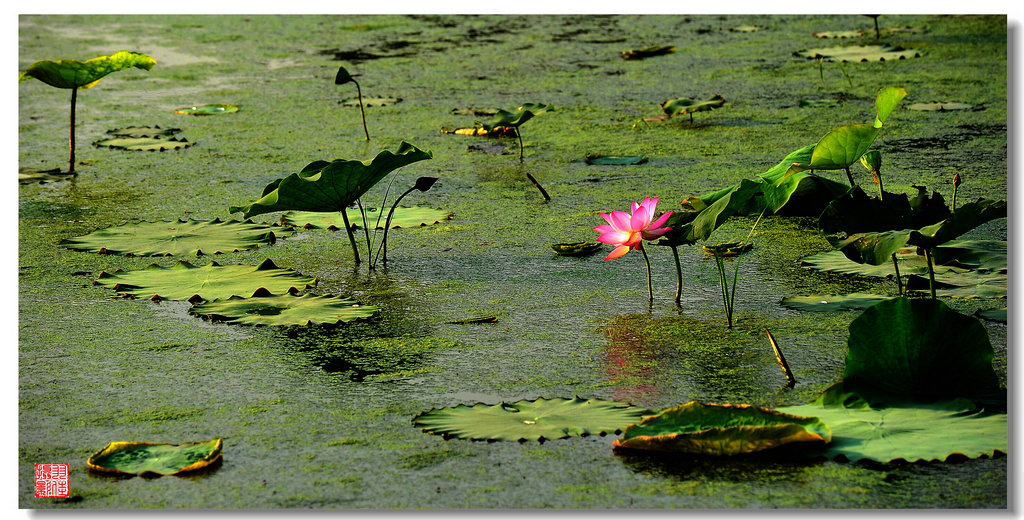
xmin=794 ymin=45 xmax=921 ymax=62
xmin=18 ymin=167 xmax=74 ymax=184
xmin=613 ymin=401 xmax=831 ymax=455
xmin=173 ymin=103 xmax=239 ymax=115
xmin=281 ymin=206 xmax=452 ymax=230
xmin=104 ymin=125 xmax=182 ymax=138
xmin=60 ymin=218 xmax=290 ymax=257
xmin=413 ymin=397 xmax=651 ymax=442
xmin=189 ymin=288 xmax=378 ymax=326
xmin=781 ymin=293 xmax=894 ymax=312
xmin=93 ymin=136 xmax=195 ymax=151
xmin=87 ymin=438 xmax=223 ymax=477
xmin=777 ymin=383 xmax=1006 ymax=463
xmin=94 ymin=259 xmax=316 ymax=302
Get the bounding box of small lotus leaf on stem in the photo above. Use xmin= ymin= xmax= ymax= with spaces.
xmin=336 ymin=66 xmax=369 ymax=141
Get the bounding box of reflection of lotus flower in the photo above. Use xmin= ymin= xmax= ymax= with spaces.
xmin=594 ymin=197 xmax=673 ymax=260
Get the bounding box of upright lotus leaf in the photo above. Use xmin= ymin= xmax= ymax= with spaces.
xmin=777 ymin=383 xmax=1006 ymax=463
xmin=189 ymin=288 xmax=378 ymax=326
xmin=87 ymin=438 xmax=222 ymax=477
xmin=94 ymin=259 xmax=316 ymax=302
xmin=19 ymin=50 xmax=156 ymax=90
xmin=281 ymin=206 xmax=452 ymax=230
xmin=660 ymin=95 xmax=726 ymax=122
xmin=819 ymin=185 xmax=951 ymax=236
xmin=613 ymin=401 xmax=831 ymax=455
xmin=844 ymin=298 xmax=1000 ymax=401
xmin=686 ymin=179 xmax=764 ymax=242
xmin=228 ymin=142 xmax=432 ymax=219
xmin=479 ymin=103 xmax=553 ymax=132
xmin=59 ymin=219 xmax=290 ymax=257
xmin=413 ymin=397 xmax=651 ymax=442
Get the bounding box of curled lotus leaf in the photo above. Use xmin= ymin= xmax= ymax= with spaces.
xmin=173 ymin=103 xmax=239 ymax=115
xmin=777 ymin=383 xmax=1006 ymax=463
xmin=794 ymin=44 xmax=921 ymax=62
xmin=281 ymin=206 xmax=452 ymax=230
xmin=87 ymin=438 xmax=222 ymax=477
xmin=19 ymin=50 xmax=156 ymax=89
xmin=780 ymin=293 xmax=894 ymax=312
xmin=228 ymin=142 xmax=432 ymax=219
xmin=613 ymin=401 xmax=831 ymax=455
xmin=413 ymin=396 xmax=651 ymax=442
xmin=551 ymin=241 xmax=603 ymax=257
xmin=93 ymin=136 xmax=195 ymax=151
xmin=59 ymin=218 xmax=290 ymax=257
xmin=189 ymin=288 xmax=378 ymax=326
xmin=340 ymin=96 xmax=401 ymax=107
xmin=583 ymin=154 xmax=648 ymax=165
xmin=621 ymin=45 xmax=675 ymax=60
xmin=479 ymin=103 xmax=553 ymax=132
xmin=94 ymin=259 xmax=316 ymax=302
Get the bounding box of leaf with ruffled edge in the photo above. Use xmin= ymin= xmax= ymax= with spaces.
xmin=87 ymin=438 xmax=222 ymax=477
xmin=93 ymin=259 xmax=316 ymax=302
xmin=20 ymin=50 xmax=156 ymax=89
xmin=281 ymin=206 xmax=451 ymax=230
xmin=189 ymin=288 xmax=378 ymax=326
xmin=60 ymin=218 xmax=290 ymax=257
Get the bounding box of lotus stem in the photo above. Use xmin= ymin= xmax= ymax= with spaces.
xmin=373 ymin=184 xmax=417 ymax=268
xmin=515 ymin=127 xmax=524 ymax=162
xmin=353 ymin=79 xmax=369 ymax=141
xmin=671 ymin=245 xmax=682 ymax=303
xmin=818 ymin=57 xmax=825 ymax=87
xmin=713 ymin=254 xmax=730 ymax=328
xmin=357 ymin=198 xmax=374 ymax=270
xmin=872 ymin=15 xmax=880 ymax=40
xmin=639 ymin=243 xmax=653 ymax=302
xmin=68 ymin=86 xmax=77 ymax=174
xmin=891 ymin=252 xmax=903 ymax=296
xmin=340 ymin=207 xmax=360 ymax=265
xmin=844 ymin=166 xmax=856 ymax=186
xmin=952 ymin=182 xmax=959 ymax=215
xmin=924 ymin=247 xmax=937 ymax=299
xmin=728 ymin=253 xmax=742 ymax=328
xmin=525 ymin=172 xmax=550 ymax=201
xmin=874 ymin=168 xmax=885 ymax=202
xmin=766 ymin=329 xmax=797 ymax=388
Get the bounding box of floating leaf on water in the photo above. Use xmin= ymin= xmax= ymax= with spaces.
xmin=340 ymin=96 xmax=401 ymax=107
xmin=621 ymin=45 xmax=675 ymax=60
xmin=661 ymin=95 xmax=726 ymax=118
xmin=798 ymin=99 xmax=839 ymax=108
xmin=975 ymin=308 xmax=1007 ymax=323
xmin=811 ymin=30 xmax=867 ymax=39
xmin=104 ymin=125 xmax=182 ymax=138
xmin=794 ymin=45 xmax=922 ymax=62
xmin=729 ymin=25 xmax=759 ymax=33
xmin=907 ymin=102 xmax=977 ymax=112
xmin=281 ymin=206 xmax=452 ymax=230
xmin=87 ymin=438 xmax=222 ymax=477
xmin=447 ymin=315 xmax=499 ymax=324
xmin=584 ymin=154 xmax=648 ymax=165
xmin=702 ymin=241 xmax=753 ymax=257
xmin=551 ymin=241 xmax=603 ymax=257
xmin=189 ymin=288 xmax=378 ymax=326
xmin=173 ymin=103 xmax=239 ymax=115
xmin=439 ymin=126 xmax=517 ymax=137
xmin=781 ymin=293 xmax=894 ymax=312
xmin=94 ymin=259 xmax=316 ymax=302
xmin=413 ymin=396 xmax=651 ymax=442
xmin=18 ymin=167 xmax=73 ymax=184
xmin=93 ymin=136 xmax=195 ymax=151
xmin=613 ymin=401 xmax=831 ymax=455
xmin=777 ymin=383 xmax=1006 ymax=463
xmin=59 ymin=218 xmax=290 ymax=257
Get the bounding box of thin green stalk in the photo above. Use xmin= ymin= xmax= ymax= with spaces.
xmin=671 ymin=245 xmax=682 ymax=303
xmin=714 ymin=254 xmax=730 ymax=327
xmin=728 ymin=253 xmax=742 ymax=328
xmin=924 ymin=247 xmax=937 ymax=299
xmin=840 ymin=61 xmax=853 ymax=88
xmin=891 ymin=252 xmax=903 ymax=296
xmin=874 ymin=168 xmax=885 ymax=202
xmin=373 ymin=184 xmax=417 ymax=268
xmin=844 ymin=166 xmax=856 ymax=186
xmin=68 ymin=87 xmax=77 ymax=174
xmin=952 ymin=183 xmax=959 ymax=214
xmin=357 ymin=198 xmax=374 ymax=270
xmin=639 ymin=243 xmax=653 ymax=302
xmin=525 ymin=172 xmax=550 ymax=201
xmin=353 ymin=79 xmax=369 ymax=141
xmin=340 ymin=208 xmax=360 ymax=265
xmin=818 ymin=57 xmax=825 ymax=87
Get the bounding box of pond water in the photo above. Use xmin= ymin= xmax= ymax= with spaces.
xmin=17 ymin=14 xmax=1007 ymax=508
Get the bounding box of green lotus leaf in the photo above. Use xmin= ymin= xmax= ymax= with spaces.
xmin=479 ymin=103 xmax=553 ymax=132
xmin=93 ymin=136 xmax=195 ymax=151
xmin=19 ymin=50 xmax=156 ymax=89
xmin=340 ymin=96 xmax=401 ymax=107
xmin=94 ymin=259 xmax=316 ymax=302
xmin=907 ymin=102 xmax=976 ymax=111
xmin=794 ymin=45 xmax=921 ymax=62
xmin=844 ymin=297 xmax=1000 ymax=401
xmin=906 ymin=271 xmax=1007 ymax=299
xmin=777 ymin=383 xmax=1006 ymax=463
xmin=413 ymin=396 xmax=651 ymax=442
xmin=702 ymin=241 xmax=753 ymax=257
xmin=621 ymin=45 xmax=675 ymax=60
xmin=801 ymin=248 xmax=932 ymax=277
xmin=975 ymin=308 xmax=1007 ymax=323
xmin=87 ymin=438 xmax=222 ymax=477
xmin=104 ymin=125 xmax=182 ymax=138
xmin=551 ymin=241 xmax=603 ymax=256
xmin=661 ymin=95 xmax=726 ymax=118
xmin=173 ymin=103 xmax=239 ymax=115
xmin=819 ymin=185 xmax=950 ymax=236
xmin=59 ymin=218 xmax=290 ymax=257
xmin=447 ymin=315 xmax=500 ymax=324
xmin=729 ymin=25 xmax=759 ymax=33
xmin=281 ymin=206 xmax=452 ymax=230
xmin=189 ymin=288 xmax=378 ymax=326
xmin=781 ymin=293 xmax=894 ymax=312
xmin=18 ymin=167 xmax=73 ymax=184
xmin=583 ymin=154 xmax=648 ymax=165
xmin=228 ymin=142 xmax=432 ymax=219
xmin=613 ymin=401 xmax=831 ymax=455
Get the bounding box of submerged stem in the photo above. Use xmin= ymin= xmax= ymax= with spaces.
xmin=639 ymin=243 xmax=653 ymax=302
xmin=340 ymin=208 xmax=360 ymax=265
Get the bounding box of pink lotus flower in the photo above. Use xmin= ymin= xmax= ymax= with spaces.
xmin=594 ymin=197 xmax=673 ymax=260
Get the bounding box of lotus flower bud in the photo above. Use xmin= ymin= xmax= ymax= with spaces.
xmin=414 ymin=177 xmax=438 ymax=192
